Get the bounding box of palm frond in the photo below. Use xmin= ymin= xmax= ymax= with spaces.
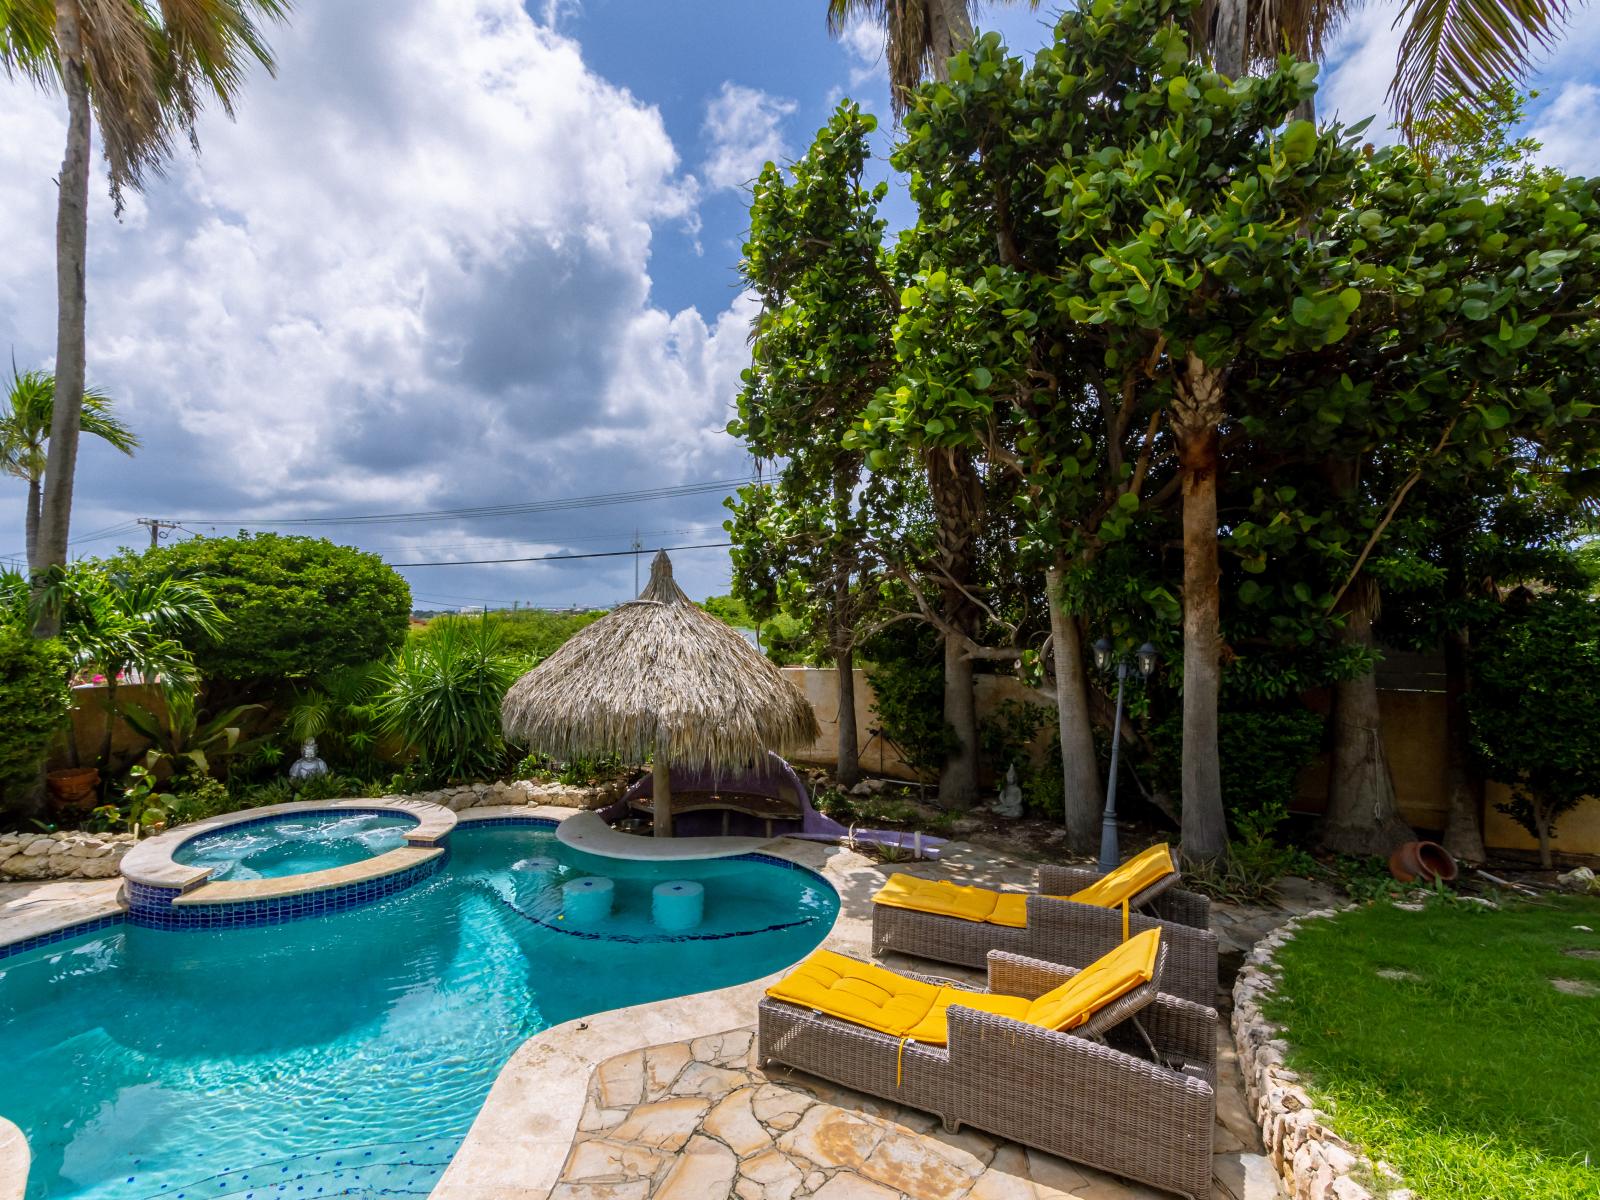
xmin=1390 ymin=0 xmax=1574 ymax=135
xmin=0 ymin=0 xmax=58 ymax=87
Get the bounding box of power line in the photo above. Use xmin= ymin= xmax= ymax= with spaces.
xmin=390 ymin=541 xmax=732 ymax=567
xmin=176 ymin=478 xmax=759 ymax=529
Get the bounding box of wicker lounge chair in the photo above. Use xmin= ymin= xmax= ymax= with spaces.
xmin=758 ymin=940 xmax=1217 ymax=1200
xmin=872 ymin=858 xmax=1219 ymax=1007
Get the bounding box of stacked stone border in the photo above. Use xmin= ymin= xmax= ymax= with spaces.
xmin=1231 ymin=907 xmax=1413 ymax=1200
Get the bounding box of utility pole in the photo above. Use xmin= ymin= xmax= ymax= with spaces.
xmin=632 ymin=528 xmax=643 ymax=594
xmin=136 ymin=518 xmax=180 ymax=550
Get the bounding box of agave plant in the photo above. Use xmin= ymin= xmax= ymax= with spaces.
xmin=375 ymin=621 xmax=521 ymax=786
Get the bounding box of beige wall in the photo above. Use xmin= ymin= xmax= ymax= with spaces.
xmin=785 ymin=667 xmax=1600 ymax=856
xmin=51 ymin=682 xmax=170 ymax=772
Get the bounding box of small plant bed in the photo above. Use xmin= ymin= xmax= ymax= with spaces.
xmin=1266 ymin=895 xmax=1600 ymax=1200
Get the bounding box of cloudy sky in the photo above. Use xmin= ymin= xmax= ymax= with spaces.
xmin=3 ymin=0 xmax=1597 ymax=611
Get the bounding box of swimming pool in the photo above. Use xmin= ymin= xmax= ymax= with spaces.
xmin=0 ymin=820 xmax=837 ymax=1200
xmin=171 ymin=811 xmax=417 ymax=881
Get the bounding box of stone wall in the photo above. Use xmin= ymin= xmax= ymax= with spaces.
xmin=409 ymin=777 xmax=626 ymax=812
xmin=1232 ymin=910 xmax=1413 ymax=1200
xmin=0 ymin=830 xmax=133 ymax=881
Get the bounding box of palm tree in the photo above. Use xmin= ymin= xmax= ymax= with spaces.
xmin=827 ymin=0 xmax=1041 ymax=113
xmin=1 ymin=368 xmax=138 ymax=571
xmin=1 ymin=561 xmax=223 ymax=775
xmin=0 ymin=0 xmax=286 ymax=637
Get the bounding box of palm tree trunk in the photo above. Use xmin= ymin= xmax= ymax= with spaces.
xmin=1210 ymin=0 xmax=1247 ymax=77
xmin=653 ymin=746 xmax=672 ymax=838
xmin=1319 ymin=580 xmax=1416 ymax=855
xmin=928 ymin=449 xmax=982 ymax=809
xmin=836 ymin=642 xmax=861 ymax=788
xmin=25 ymin=478 xmax=42 ymax=571
xmin=1172 ymin=357 xmax=1228 ymax=863
xmin=929 ymin=0 xmax=974 ymax=76
xmin=34 ymin=0 xmax=92 ymax=638
xmin=1047 ymin=563 xmax=1102 ymax=851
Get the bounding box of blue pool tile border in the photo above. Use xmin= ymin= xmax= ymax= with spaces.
xmin=0 ymin=912 xmax=127 ymax=961
xmin=127 ymin=850 xmax=451 ymax=930
xmin=457 ymin=815 xmax=559 ymax=830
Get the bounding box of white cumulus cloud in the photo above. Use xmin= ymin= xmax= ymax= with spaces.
xmin=701 ymin=82 xmax=798 ymax=192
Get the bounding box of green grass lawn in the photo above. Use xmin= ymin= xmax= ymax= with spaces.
xmin=1266 ymin=894 xmax=1600 ymax=1200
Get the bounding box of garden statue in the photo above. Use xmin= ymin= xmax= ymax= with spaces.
xmin=289 ymin=738 xmax=328 ymax=787
xmin=993 ymin=763 xmax=1023 ymax=819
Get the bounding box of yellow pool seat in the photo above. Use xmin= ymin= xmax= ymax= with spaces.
xmin=872 ymin=843 xmax=1176 ymax=929
xmin=767 ymin=929 xmax=1163 ymax=1047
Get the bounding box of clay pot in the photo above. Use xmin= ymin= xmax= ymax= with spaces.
xmin=46 ymin=766 xmax=100 ymax=807
xmin=1388 ymin=840 xmax=1459 ymax=885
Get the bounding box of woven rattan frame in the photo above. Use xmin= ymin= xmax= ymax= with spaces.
xmin=758 ymin=948 xmax=1216 ymax=1200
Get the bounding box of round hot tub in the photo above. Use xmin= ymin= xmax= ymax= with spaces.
xmin=119 ymin=798 xmax=457 ymax=928
xmin=173 ymin=809 xmax=417 ymax=881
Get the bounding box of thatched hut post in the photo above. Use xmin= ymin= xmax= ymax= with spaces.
xmin=501 ymin=551 xmax=818 ymax=839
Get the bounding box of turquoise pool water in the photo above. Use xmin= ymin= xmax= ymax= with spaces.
xmin=0 ymin=823 xmax=837 ymax=1200
xmin=171 ymin=812 xmax=416 ymax=881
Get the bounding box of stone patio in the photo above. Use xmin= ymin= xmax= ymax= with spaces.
xmin=552 ymin=1018 xmax=1276 ymax=1200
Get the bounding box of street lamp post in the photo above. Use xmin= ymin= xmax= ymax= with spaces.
xmin=1092 ymin=638 xmax=1158 ymax=875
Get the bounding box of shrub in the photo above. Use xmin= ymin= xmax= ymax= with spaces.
xmin=423 ymin=608 xmax=601 ymax=665
xmin=861 ymin=623 xmax=955 ymax=779
xmin=0 ymin=629 xmax=71 ymax=811
xmin=375 ymin=622 xmax=521 ymax=785
xmin=1470 ymin=591 xmax=1600 ymax=867
xmin=1150 ymin=706 xmax=1324 ymax=840
xmin=132 ymin=532 xmax=410 ymax=687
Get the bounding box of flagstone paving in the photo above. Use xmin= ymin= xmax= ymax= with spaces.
xmin=553 ymin=1022 xmax=1278 ymax=1200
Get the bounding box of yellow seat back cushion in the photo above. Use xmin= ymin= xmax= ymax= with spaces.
xmin=904 ymin=988 xmax=1032 ymax=1045
xmin=1066 ymin=843 xmax=1175 ymax=909
xmin=765 ymin=949 xmax=940 ymax=1037
xmin=988 ymin=892 xmax=1030 ymax=929
xmin=1023 ymin=927 xmax=1162 ymax=1032
xmin=873 ymin=873 xmax=1001 ymax=923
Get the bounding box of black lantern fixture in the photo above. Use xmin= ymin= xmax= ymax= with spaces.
xmin=1093 ymin=637 xmax=1159 ymax=875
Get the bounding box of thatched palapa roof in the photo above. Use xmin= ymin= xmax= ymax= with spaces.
xmin=500 ymin=551 xmax=819 ymax=769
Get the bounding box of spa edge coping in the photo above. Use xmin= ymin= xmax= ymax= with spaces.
xmin=118 ymin=796 xmax=458 ymax=901
xmin=0 ymin=804 xmax=875 ymax=1200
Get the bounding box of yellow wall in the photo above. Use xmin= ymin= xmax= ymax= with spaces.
xmin=786 ymin=667 xmax=1600 ymax=856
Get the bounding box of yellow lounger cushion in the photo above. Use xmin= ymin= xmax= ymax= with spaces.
xmin=764 ymin=948 xmax=939 ymax=1036
xmin=766 ymin=929 xmax=1163 ymax=1046
xmin=1066 ymin=843 xmax=1176 ymax=909
xmin=1023 ymin=927 xmax=1161 ymax=1031
xmin=872 ymin=843 xmax=1176 ymax=928
xmin=872 ymin=874 xmax=1001 ymax=923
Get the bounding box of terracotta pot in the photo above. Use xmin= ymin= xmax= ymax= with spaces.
xmin=46 ymin=766 xmax=100 ymax=805
xmin=1388 ymin=839 xmax=1459 ymax=885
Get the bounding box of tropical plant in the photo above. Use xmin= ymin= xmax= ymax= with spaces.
xmin=283 ymin=662 xmax=387 ymax=777
xmin=1469 ymin=591 xmax=1600 ymax=868
xmin=0 ymin=0 xmax=286 ymax=634
xmin=120 ymin=684 xmax=264 ymax=782
xmin=1 ymin=561 xmax=223 ymax=773
xmin=374 ymin=621 xmax=521 ymax=785
xmin=0 ymin=625 xmax=71 ymax=813
xmin=131 ymin=532 xmax=411 ymax=696
xmin=118 ymin=760 xmax=175 ymax=834
xmin=0 ymin=367 xmax=137 ymax=568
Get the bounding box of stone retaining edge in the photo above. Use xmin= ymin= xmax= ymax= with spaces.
xmin=1230 ymin=908 xmax=1413 ymax=1200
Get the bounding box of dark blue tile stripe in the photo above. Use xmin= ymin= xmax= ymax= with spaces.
xmin=0 ymin=912 xmax=127 ymax=961
xmin=127 ymin=851 xmax=450 ymax=930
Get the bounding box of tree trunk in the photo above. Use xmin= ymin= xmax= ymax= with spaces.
xmin=835 ymin=643 xmax=861 ymax=788
xmin=25 ymin=478 xmax=41 ymax=571
xmin=1534 ymin=802 xmax=1553 ymax=869
xmin=1440 ymin=623 xmax=1486 ymax=864
xmin=1172 ymin=356 xmax=1228 ymax=863
xmin=1047 ymin=563 xmax=1102 ymax=851
xmin=652 ymin=752 xmax=672 ymax=838
xmin=928 ymin=449 xmax=982 ymax=809
xmin=1319 ymin=582 xmax=1416 ymax=856
xmin=1209 ymin=0 xmax=1247 ymax=78
xmin=34 ymin=0 xmax=92 ymax=638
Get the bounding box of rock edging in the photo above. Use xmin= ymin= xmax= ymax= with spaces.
xmin=0 ymin=831 xmax=133 ymax=881
xmin=409 ymin=777 xmax=624 ymax=813
xmin=1231 ymin=908 xmax=1413 ymax=1200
